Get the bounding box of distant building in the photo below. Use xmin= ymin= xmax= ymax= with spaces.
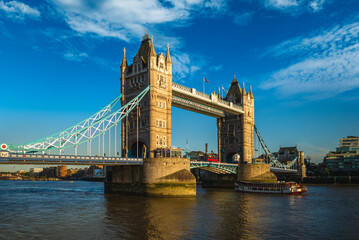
xmin=324 ymin=136 xmax=359 ymax=175
xmin=40 ymin=167 xmax=57 ymax=178
xmin=273 ymin=146 xmax=306 ymax=179
xmin=67 ymin=169 xmax=80 ymax=177
xmin=188 ymin=151 xmax=204 ymax=161
xmin=56 ymin=166 xmax=67 ymax=178
xmin=30 ymin=168 xmax=43 ymax=177
xmin=88 ymin=166 xmax=103 ymax=176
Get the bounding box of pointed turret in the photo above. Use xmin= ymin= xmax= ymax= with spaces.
xmin=249 ymin=85 xmax=254 ymax=99
xmin=121 ymin=47 xmax=127 ymax=68
xmin=149 ymin=36 xmax=157 ymax=57
xmin=225 ymin=75 xmax=242 ymax=103
xmin=242 ymin=82 xmax=246 ymax=95
xmin=166 ymin=44 xmax=172 ymax=63
xmin=136 ymin=32 xmax=157 ymax=61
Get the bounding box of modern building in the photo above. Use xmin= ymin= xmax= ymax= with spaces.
xmin=324 ymin=136 xmax=359 ymax=175
xmin=88 ymin=165 xmax=103 ymax=176
xmin=40 ymin=167 xmax=57 ymax=178
xmin=67 ymin=169 xmax=80 ymax=177
xmin=56 ymin=166 xmax=67 ymax=178
xmin=29 ymin=168 xmax=43 ymax=177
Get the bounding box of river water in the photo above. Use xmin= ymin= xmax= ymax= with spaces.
xmin=0 ymin=181 xmax=358 ymax=240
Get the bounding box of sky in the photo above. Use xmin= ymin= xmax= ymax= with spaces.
xmin=1 ymin=0 xmax=359 ymax=171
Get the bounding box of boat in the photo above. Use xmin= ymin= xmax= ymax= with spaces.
xmin=235 ymin=181 xmax=307 ymax=194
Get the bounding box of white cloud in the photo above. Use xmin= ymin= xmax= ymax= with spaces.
xmin=45 ymin=0 xmax=226 ymax=81
xmin=309 ymin=0 xmax=325 ymax=12
xmin=233 ymin=12 xmax=253 ymax=26
xmin=48 ymin=0 xmax=226 ymax=41
xmin=260 ymin=21 xmax=359 ymax=99
xmin=265 ymin=0 xmax=299 ymax=9
xmin=263 ymin=0 xmax=327 ymax=13
xmin=0 ymin=1 xmax=40 ymax=20
xmin=172 ymin=53 xmax=202 ymax=80
xmin=63 ymin=51 xmax=88 ymax=62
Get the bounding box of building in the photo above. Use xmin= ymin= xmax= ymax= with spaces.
xmin=338 ymin=136 xmax=359 ymax=153
xmin=273 ymin=146 xmax=306 ymax=178
xmin=56 ymin=166 xmax=67 ymax=178
xmin=324 ymin=136 xmax=359 ymax=175
xmin=120 ymin=33 xmax=255 ymax=163
xmin=120 ymin=32 xmax=173 ymax=159
xmin=219 ymin=77 xmax=255 ymax=163
xmin=29 ymin=168 xmax=43 ymax=177
xmin=67 ymin=168 xmax=80 ymax=177
xmin=188 ymin=151 xmax=205 ymax=161
xmin=40 ymin=167 xmax=57 ymax=178
xmin=88 ymin=166 xmax=103 ymax=176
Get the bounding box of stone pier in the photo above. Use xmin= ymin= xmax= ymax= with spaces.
xmin=105 ymin=158 xmax=196 ymax=197
xmin=237 ymin=163 xmax=277 ymax=183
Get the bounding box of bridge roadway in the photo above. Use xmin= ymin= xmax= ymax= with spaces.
xmin=172 ymin=82 xmax=244 ymax=117
xmin=0 ymin=153 xmax=297 ymax=174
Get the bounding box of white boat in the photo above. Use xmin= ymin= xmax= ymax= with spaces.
xmin=235 ymin=181 xmax=307 ymax=194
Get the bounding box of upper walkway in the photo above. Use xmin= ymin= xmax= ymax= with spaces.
xmin=172 ymin=82 xmax=244 ymax=117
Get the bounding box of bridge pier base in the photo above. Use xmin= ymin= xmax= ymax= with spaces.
xmin=237 ymin=163 xmax=277 ymax=183
xmin=105 ymin=158 xmax=196 ymax=197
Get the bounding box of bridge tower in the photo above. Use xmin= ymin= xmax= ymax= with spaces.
xmin=120 ymin=33 xmax=173 ymax=158
xmin=219 ymin=77 xmax=255 ymax=163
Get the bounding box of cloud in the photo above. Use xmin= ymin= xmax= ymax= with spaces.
xmin=47 ymin=0 xmax=226 ymax=41
xmin=308 ymin=0 xmax=326 ymax=12
xmin=63 ymin=51 xmax=88 ymax=62
xmin=172 ymin=53 xmax=203 ymax=80
xmin=0 ymin=0 xmax=40 ymax=21
xmin=233 ymin=12 xmax=253 ymax=26
xmin=260 ymin=21 xmax=359 ymax=100
xmin=43 ymin=0 xmax=227 ymax=81
xmin=265 ymin=0 xmax=299 ymax=9
xmin=263 ymin=0 xmax=327 ymax=14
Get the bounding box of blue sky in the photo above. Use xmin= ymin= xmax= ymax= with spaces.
xmin=1 ymin=0 xmax=359 ymax=171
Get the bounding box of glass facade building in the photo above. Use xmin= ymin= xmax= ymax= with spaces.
xmin=324 ymin=136 xmax=359 ymax=174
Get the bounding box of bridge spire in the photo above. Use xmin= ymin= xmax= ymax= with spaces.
xmin=166 ymin=44 xmax=172 ymax=64
xmin=121 ymin=47 xmax=127 ymax=68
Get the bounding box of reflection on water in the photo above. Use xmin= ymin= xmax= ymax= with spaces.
xmin=1 ymin=181 xmax=359 ymax=239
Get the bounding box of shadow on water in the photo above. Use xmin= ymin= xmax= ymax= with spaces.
xmin=102 ymin=188 xmax=266 ymax=240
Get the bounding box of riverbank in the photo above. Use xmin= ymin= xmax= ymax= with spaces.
xmin=303 ymin=176 xmax=359 ymax=184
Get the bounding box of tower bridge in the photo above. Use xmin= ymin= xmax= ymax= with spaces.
xmin=0 ymin=32 xmax=302 ymax=197
xmin=120 ymin=33 xmax=254 ymax=164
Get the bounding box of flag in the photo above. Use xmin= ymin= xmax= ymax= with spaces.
xmin=203 ymin=77 xmax=209 ymax=83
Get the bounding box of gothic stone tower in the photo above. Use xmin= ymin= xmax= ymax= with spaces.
xmin=120 ymin=33 xmax=172 ymax=158
xmin=219 ymin=77 xmax=255 ymax=163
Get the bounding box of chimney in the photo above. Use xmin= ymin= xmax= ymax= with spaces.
xmin=205 ymin=143 xmax=208 ymax=155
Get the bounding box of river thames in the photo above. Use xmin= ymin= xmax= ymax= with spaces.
xmin=0 ymin=180 xmax=358 ymax=239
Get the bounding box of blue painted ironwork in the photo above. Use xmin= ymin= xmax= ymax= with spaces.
xmin=7 ymin=86 xmax=150 ymax=153
xmin=254 ymin=124 xmax=298 ymax=169
xmin=190 ymin=161 xmax=237 ymax=174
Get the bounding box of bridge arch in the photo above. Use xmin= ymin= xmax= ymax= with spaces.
xmin=129 ymin=140 xmax=148 ymax=158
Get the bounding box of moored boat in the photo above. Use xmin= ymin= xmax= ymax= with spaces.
xmin=235 ymin=181 xmax=307 ymax=194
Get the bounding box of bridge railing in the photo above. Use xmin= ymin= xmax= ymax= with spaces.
xmin=195 ymin=91 xmax=211 ymax=100
xmin=217 ymin=98 xmax=230 ymax=106
xmin=172 ymin=82 xmax=192 ymax=93
xmin=5 ymin=153 xmax=143 ymax=162
xmin=172 ymin=83 xmax=243 ymax=111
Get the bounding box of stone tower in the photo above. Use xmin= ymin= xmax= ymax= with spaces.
xmin=219 ymin=77 xmax=255 ymax=163
xmin=120 ymin=33 xmax=173 ymax=158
